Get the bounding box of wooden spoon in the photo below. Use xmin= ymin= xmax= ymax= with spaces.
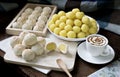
xmin=56 ymin=59 xmax=72 ymax=77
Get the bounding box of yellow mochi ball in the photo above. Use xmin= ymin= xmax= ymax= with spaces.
xmin=73 ymin=26 xmax=81 ymax=33
xmin=77 ymin=32 xmax=86 ymax=38
xmin=74 ymin=19 xmax=82 ymax=27
xmin=59 ymin=30 xmax=67 ymax=37
xmin=89 ymin=27 xmax=97 ymax=34
xmin=59 ymin=22 xmax=66 ymax=29
xmin=72 ymin=8 xmax=80 ymax=14
xmin=59 ymin=16 xmax=67 ymax=22
xmin=53 ymin=27 xmax=61 ymax=35
xmin=67 ymin=31 xmax=76 ymax=38
xmin=49 ymin=24 xmax=56 ymax=32
xmin=81 ymin=24 xmax=89 ymax=32
xmin=48 ymin=20 xmax=54 ymax=27
xmin=75 ymin=12 xmax=85 ymax=19
xmin=55 ymin=20 xmax=62 ymax=27
xmin=66 ymin=11 xmax=75 ymax=19
xmin=52 ymin=14 xmax=60 ymax=21
xmin=82 ymin=16 xmax=90 ymax=25
xmin=64 ymin=25 xmax=73 ymax=32
xmin=58 ymin=11 xmax=66 ymax=16
xmin=66 ymin=19 xmax=74 ymax=26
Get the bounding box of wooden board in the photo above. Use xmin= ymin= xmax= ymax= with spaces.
xmin=4 ymin=33 xmax=78 ymax=71
xmin=6 ymin=3 xmax=57 ymax=36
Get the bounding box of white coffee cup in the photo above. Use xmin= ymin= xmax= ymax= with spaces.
xmin=86 ymin=34 xmax=110 ymax=57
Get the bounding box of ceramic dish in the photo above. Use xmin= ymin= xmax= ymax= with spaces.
xmin=77 ymin=42 xmax=115 ymax=64
xmin=48 ymin=16 xmax=100 ymax=41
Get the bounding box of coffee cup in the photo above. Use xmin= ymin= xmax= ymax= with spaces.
xmin=86 ymin=34 xmax=110 ymax=57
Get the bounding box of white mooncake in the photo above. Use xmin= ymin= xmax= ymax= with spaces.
xmin=22 ymin=49 xmax=35 ymax=61
xmin=22 ymin=33 xmax=37 ymax=46
xmin=31 ymin=43 xmax=44 ymax=56
xmin=13 ymin=44 xmax=26 ymax=56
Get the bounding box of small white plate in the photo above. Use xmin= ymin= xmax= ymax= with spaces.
xmin=77 ymin=42 xmax=115 ymax=64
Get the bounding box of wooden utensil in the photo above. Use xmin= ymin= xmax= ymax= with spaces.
xmin=56 ymin=59 xmax=72 ymax=77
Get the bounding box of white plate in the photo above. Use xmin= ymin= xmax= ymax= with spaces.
xmin=77 ymin=42 xmax=115 ymax=64
xmin=47 ymin=16 xmax=99 ymax=42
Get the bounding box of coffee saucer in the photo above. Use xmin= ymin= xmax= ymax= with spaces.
xmin=77 ymin=42 xmax=115 ymax=64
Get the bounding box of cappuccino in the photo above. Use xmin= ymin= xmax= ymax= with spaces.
xmin=87 ymin=35 xmax=107 ymax=46
xmin=86 ymin=34 xmax=109 ymax=56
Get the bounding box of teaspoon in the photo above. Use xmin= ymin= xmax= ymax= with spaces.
xmin=56 ymin=59 xmax=72 ymax=77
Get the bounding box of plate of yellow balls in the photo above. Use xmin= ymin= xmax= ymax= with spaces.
xmin=47 ymin=8 xmax=99 ymax=41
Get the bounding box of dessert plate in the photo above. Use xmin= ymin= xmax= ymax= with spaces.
xmin=77 ymin=42 xmax=115 ymax=64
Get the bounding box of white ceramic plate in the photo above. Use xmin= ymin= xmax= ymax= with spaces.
xmin=77 ymin=42 xmax=115 ymax=64
xmin=47 ymin=16 xmax=100 ymax=41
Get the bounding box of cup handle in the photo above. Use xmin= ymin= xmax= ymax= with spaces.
xmin=100 ymin=45 xmax=111 ymax=56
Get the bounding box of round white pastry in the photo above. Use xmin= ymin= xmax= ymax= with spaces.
xmin=43 ymin=7 xmax=51 ymax=14
xmin=31 ymin=43 xmax=44 ymax=56
xmin=22 ymin=33 xmax=37 ymax=46
xmin=28 ymin=14 xmax=38 ymax=21
xmin=25 ymin=19 xmax=36 ymax=26
xmin=41 ymin=12 xmax=49 ymax=18
xmin=21 ymin=12 xmax=29 ymax=18
xmin=32 ymin=10 xmax=41 ymax=17
xmin=17 ymin=17 xmax=26 ymax=23
xmin=24 ymin=8 xmax=33 ymax=15
xmin=37 ymin=37 xmax=46 ymax=47
xmin=36 ymin=19 xmax=45 ymax=28
xmin=22 ymin=23 xmax=33 ymax=30
xmin=12 ymin=22 xmax=23 ymax=29
xmin=22 ymin=49 xmax=35 ymax=61
xmin=38 ymin=15 xmax=47 ymax=23
xmin=19 ymin=31 xmax=29 ymax=41
xmin=10 ymin=36 xmax=22 ymax=48
xmin=22 ymin=41 xmax=31 ymax=49
xmin=33 ymin=25 xmax=44 ymax=31
xmin=13 ymin=44 xmax=26 ymax=56
xmin=34 ymin=6 xmax=42 ymax=12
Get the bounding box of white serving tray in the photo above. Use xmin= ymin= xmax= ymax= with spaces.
xmin=6 ymin=3 xmax=57 ymax=36
xmin=0 ymin=37 xmax=51 ymax=74
xmin=3 ymin=33 xmax=78 ymax=71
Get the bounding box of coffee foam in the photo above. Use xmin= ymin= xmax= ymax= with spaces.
xmin=87 ymin=36 xmax=107 ymax=46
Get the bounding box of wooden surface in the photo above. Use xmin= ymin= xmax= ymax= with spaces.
xmin=0 ymin=5 xmax=120 ymax=77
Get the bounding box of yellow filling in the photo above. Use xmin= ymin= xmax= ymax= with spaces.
xmin=58 ymin=43 xmax=68 ymax=54
xmin=46 ymin=42 xmax=56 ymax=51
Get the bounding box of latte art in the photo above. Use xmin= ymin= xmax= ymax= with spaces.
xmin=88 ymin=36 xmax=106 ymax=46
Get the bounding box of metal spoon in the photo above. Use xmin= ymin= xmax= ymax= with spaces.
xmin=56 ymin=59 xmax=72 ymax=77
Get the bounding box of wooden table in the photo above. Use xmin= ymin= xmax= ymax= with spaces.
xmin=0 ymin=8 xmax=120 ymax=77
